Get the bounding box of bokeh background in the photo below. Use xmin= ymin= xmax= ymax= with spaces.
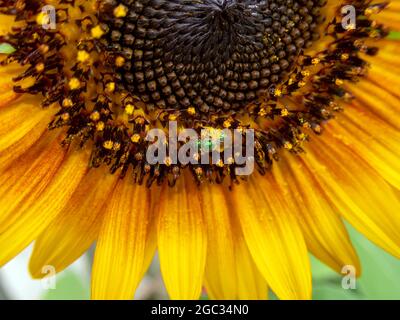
xmin=1 ymin=224 xmax=400 ymax=300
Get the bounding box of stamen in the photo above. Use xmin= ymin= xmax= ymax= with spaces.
xmin=0 ymin=0 xmax=391 ymax=186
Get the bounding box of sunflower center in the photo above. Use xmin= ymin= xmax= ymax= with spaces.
xmin=98 ymin=0 xmax=323 ymax=113
xmin=0 ymin=0 xmax=391 ymax=186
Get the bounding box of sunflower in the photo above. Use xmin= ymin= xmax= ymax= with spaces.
xmin=0 ymin=0 xmax=399 ymax=300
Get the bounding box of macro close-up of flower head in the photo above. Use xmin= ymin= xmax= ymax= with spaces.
xmin=0 ymin=0 xmax=399 ymax=301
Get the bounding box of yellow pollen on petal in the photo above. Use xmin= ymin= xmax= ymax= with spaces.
xmin=223 ymin=119 xmax=232 ymax=128
xmin=135 ymin=117 xmax=145 ymax=125
xmin=210 ymin=115 xmax=218 ymax=122
xmin=68 ymin=78 xmax=81 ymax=90
xmin=312 ymin=58 xmax=320 ymax=65
xmin=341 ymin=53 xmax=349 ymax=61
xmin=105 ymin=82 xmax=116 ymax=93
xmin=35 ymin=63 xmax=45 ymax=72
xmin=91 ymin=25 xmax=105 ymax=39
xmin=284 ymin=141 xmax=293 ymax=150
xmin=281 ymin=108 xmax=289 ymax=117
xmin=103 ymin=140 xmax=114 ymax=150
xmin=216 ymin=159 xmax=224 ymax=167
xmin=36 ymin=12 xmax=49 ymax=26
xmin=61 ymin=113 xmax=70 ymax=121
xmin=258 ymin=109 xmax=266 ymax=117
xmin=113 ymin=4 xmax=128 ymax=18
xmin=131 ymin=134 xmax=141 ymax=143
xmin=90 ymin=111 xmax=100 ymax=121
xmin=335 ymin=79 xmax=344 ymax=86
xmin=258 ymin=107 xmax=270 ymax=117
xmin=96 ymin=121 xmax=105 ymax=131
xmin=62 ymin=98 xmax=73 ymax=108
xmin=274 ymin=88 xmax=282 ymax=97
xmin=38 ymin=44 xmax=49 ymax=54
xmin=115 ymin=56 xmax=125 ymax=67
xmin=187 ymin=107 xmax=196 ymax=115
xmin=364 ymin=7 xmax=380 ymax=16
xmin=125 ymin=104 xmax=135 ymax=115
xmin=164 ymin=156 xmax=172 ymax=166
xmin=313 ymin=124 xmax=322 ymax=134
xmin=77 ymin=50 xmax=90 ymax=63
xmin=364 ymin=8 xmax=373 ymax=15
xmin=301 ymin=70 xmax=310 ymax=77
xmin=344 ymin=92 xmax=353 ymax=101
xmin=298 ymin=133 xmax=307 ymax=140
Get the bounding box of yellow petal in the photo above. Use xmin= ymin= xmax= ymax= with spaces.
xmin=234 ymin=236 xmax=269 ymax=300
xmin=230 ymin=173 xmax=312 ymax=300
xmin=0 ymin=145 xmax=89 ymax=267
xmin=230 ymin=205 xmax=268 ymax=300
xmin=304 ymin=135 xmax=400 ymax=259
xmin=0 ymin=64 xmax=34 ymax=102
xmin=201 ymin=183 xmax=237 ymax=299
xmin=201 ymin=183 xmax=268 ymax=299
xmin=0 ymin=14 xmax=15 ymax=36
xmin=376 ymin=8 xmax=400 ymax=30
xmin=367 ymin=64 xmax=400 ymax=100
xmin=327 ymin=105 xmax=400 ymax=190
xmin=0 ymin=100 xmax=42 ymax=146
xmin=157 ymin=172 xmax=207 ymax=300
xmin=345 ymin=80 xmax=400 ymax=130
xmin=0 ymin=132 xmax=66 ymax=232
xmin=280 ymin=153 xmax=360 ymax=274
xmin=0 ymin=99 xmax=54 ymax=172
xmin=29 ymin=166 xmax=118 ymax=278
xmin=140 ymin=185 xmax=160 ymax=280
xmin=91 ymin=178 xmax=155 ymax=300
xmin=0 ymin=83 xmax=18 ymax=108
